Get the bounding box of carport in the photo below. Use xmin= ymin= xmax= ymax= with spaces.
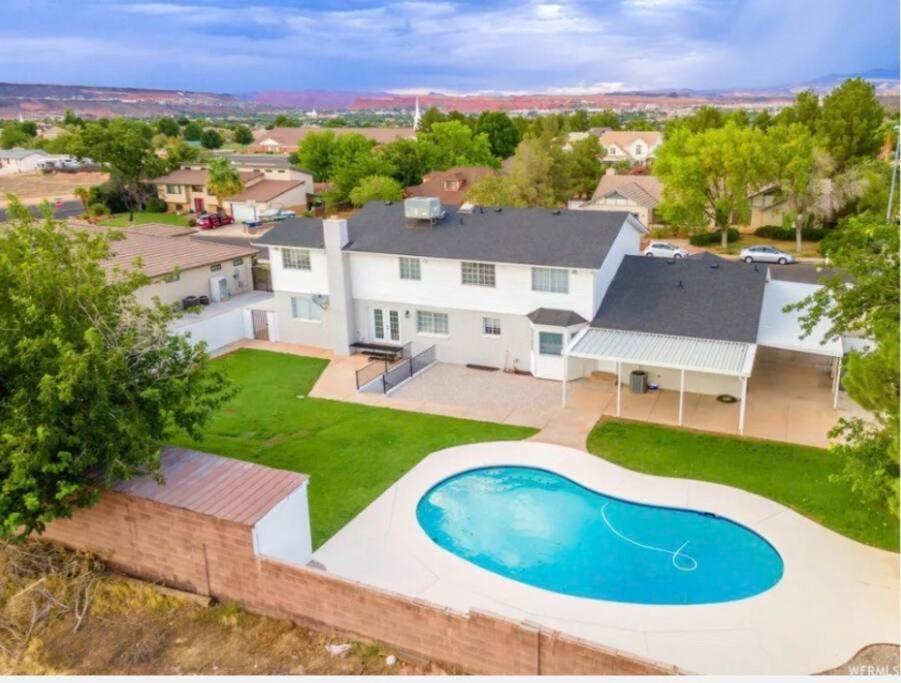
xmin=563 ymin=327 xmax=757 ymax=433
xmin=756 ymin=279 xmax=844 ymax=407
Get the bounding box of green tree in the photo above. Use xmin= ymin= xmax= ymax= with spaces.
xmin=817 ymin=78 xmax=885 ymax=169
xmin=687 ymin=106 xmax=724 ymax=132
xmin=176 ymin=115 xmax=190 ymax=126
xmin=750 ymin=110 xmax=771 ymax=130
xmin=0 ymin=198 xmax=231 ymax=539
xmin=68 ymin=118 xmax=164 ymax=221
xmin=787 ymin=216 xmax=899 ymax=514
xmin=775 ymin=90 xmax=821 ymax=132
xmin=588 ymin=109 xmax=620 ymax=130
xmin=655 ymin=122 xmax=769 ymax=248
xmin=296 ymin=130 xmax=338 ymax=180
xmin=767 ymin=123 xmax=824 ymax=252
xmin=206 ymin=158 xmax=243 ymax=213
xmin=474 ymin=111 xmax=521 ymax=159
xmin=418 ymin=106 xmax=446 ymax=133
xmin=156 ymin=117 xmax=180 ymax=137
xmin=568 ymin=109 xmax=590 ymax=132
xmin=182 ymin=121 xmax=203 ymax=141
xmin=0 ymin=125 xmax=32 ymax=149
xmin=467 ymin=173 xmax=517 ymax=207
xmin=273 ymin=114 xmax=301 ymax=127
xmin=233 ymin=125 xmax=254 ymax=145
xmin=19 ymin=121 xmax=38 ymax=137
xmin=380 ymin=138 xmax=429 ymax=186
xmin=200 ymin=128 xmax=223 ymax=150
xmin=348 ymin=175 xmax=404 ymax=206
xmin=62 ymin=108 xmax=84 ymax=127
xmin=162 ymin=138 xmax=201 ymax=171
xmin=328 ymin=136 xmax=394 ymax=204
xmin=567 ymin=135 xmax=602 ymax=199
xmin=418 ymin=120 xmax=498 ymax=170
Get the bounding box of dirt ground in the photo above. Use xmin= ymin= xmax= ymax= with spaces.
xmin=0 ymin=172 xmax=108 ymax=206
xmin=0 ymin=541 xmax=444 ymax=675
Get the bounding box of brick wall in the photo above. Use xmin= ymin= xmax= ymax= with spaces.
xmin=43 ymin=491 xmax=678 ymax=675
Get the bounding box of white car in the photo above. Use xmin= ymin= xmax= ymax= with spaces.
xmin=643 ymin=241 xmax=689 ymax=258
xmin=740 ymin=245 xmax=795 ymax=264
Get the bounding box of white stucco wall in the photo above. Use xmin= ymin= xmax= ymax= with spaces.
xmin=268 ymin=246 xmax=330 ymax=295
xmin=252 ymin=482 xmax=313 ymax=566
xmin=136 ymin=259 xmax=253 ymax=308
xmin=173 ymin=306 xmax=248 ymax=351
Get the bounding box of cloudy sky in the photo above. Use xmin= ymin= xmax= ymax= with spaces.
xmin=2 ymin=0 xmax=898 ymax=93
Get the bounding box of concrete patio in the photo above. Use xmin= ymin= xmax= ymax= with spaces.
xmin=219 ymin=339 xmax=864 ymax=449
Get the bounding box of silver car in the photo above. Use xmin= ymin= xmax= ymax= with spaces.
xmin=643 ymin=241 xmax=689 ymax=258
xmin=740 ymin=245 xmax=795 ymax=264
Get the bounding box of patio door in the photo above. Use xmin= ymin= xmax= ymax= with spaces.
xmin=372 ymin=308 xmax=400 ymax=343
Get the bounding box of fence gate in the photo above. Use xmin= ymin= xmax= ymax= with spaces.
xmin=252 ymin=265 xmax=272 ymax=292
xmin=251 ymin=309 xmax=269 ymax=340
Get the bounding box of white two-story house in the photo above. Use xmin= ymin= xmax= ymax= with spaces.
xmin=598 ymin=131 xmax=663 ymax=165
xmin=253 ymin=198 xmax=647 ymax=380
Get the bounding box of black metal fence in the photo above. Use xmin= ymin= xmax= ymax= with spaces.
xmin=356 ymin=345 xmax=437 ymax=394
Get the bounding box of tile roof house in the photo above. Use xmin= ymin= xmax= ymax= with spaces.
xmin=572 ymin=169 xmax=663 ymax=225
xmin=598 ymin=131 xmax=663 ymax=165
xmin=405 ymin=166 xmax=495 ymax=205
xmin=249 ymin=126 xmax=416 ymax=153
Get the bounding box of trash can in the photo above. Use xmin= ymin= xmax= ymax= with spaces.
xmin=630 ymin=370 xmax=648 ymax=394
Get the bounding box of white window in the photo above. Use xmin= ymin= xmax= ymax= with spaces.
xmin=210 ymin=263 xmax=222 ymax=272
xmin=482 ymin=317 xmax=501 ymax=336
xmin=282 ymin=248 xmax=311 ymax=270
xmin=461 ymin=261 xmax=495 ymax=287
xmin=291 ymin=295 xmax=322 ymax=321
xmin=531 ymin=267 xmax=569 ymax=294
xmin=165 ymin=184 xmax=181 ymax=194
xmin=538 ymin=331 xmax=564 ymax=356
xmin=635 ymin=144 xmax=643 ymax=155
xmin=416 ymin=310 xmax=449 ymax=335
xmin=399 ymin=256 xmax=421 ymax=280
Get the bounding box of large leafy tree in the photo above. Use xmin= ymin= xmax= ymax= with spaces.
xmin=296 ymin=130 xmax=338 ymax=180
xmin=380 ymin=138 xmax=429 ymax=187
xmin=817 ymin=78 xmax=885 ymax=170
xmin=200 ymin=128 xmax=224 ymax=150
xmin=155 ymin=117 xmax=180 ymax=138
xmin=787 ymin=216 xmax=899 ymax=514
xmin=69 ymin=118 xmax=165 ymax=221
xmin=655 ymin=122 xmax=769 ymax=248
xmin=348 ymin=175 xmax=403 ymax=206
xmin=0 ymin=198 xmax=231 ymax=540
xmin=206 ymin=158 xmax=244 ymax=213
xmin=474 ymin=111 xmax=521 ymax=159
xmin=567 ymin=135 xmax=602 ymax=199
xmin=233 ymin=125 xmax=254 ymax=145
xmin=418 ymin=121 xmax=498 ymax=171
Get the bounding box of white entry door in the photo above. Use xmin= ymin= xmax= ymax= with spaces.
xmin=532 ymin=328 xmax=566 ymax=379
xmin=372 ymin=308 xmax=401 ymax=342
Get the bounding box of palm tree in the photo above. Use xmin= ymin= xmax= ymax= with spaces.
xmin=73 ymin=186 xmax=91 ymax=212
xmin=206 ymin=158 xmax=243 ymax=215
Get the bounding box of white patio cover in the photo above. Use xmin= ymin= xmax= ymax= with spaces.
xmin=566 ymin=327 xmax=756 ymax=377
xmin=756 ymin=280 xmax=843 ymax=358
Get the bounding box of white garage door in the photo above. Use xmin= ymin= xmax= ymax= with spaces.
xmin=231 ymin=202 xmax=258 ymax=222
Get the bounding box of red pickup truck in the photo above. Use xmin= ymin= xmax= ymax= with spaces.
xmin=196 ymin=212 xmax=235 ymax=230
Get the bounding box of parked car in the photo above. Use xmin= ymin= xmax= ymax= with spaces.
xmin=643 ymin=241 xmax=689 ymax=258
xmin=740 ymin=245 xmax=795 ymax=264
xmin=259 ymin=207 xmax=296 ymax=222
xmin=196 ymin=212 xmax=235 ymax=230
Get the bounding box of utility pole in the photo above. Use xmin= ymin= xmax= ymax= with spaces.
xmin=887 ymin=123 xmax=900 ymax=222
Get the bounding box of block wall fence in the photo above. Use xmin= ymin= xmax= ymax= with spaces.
xmin=42 ymin=490 xmax=679 ymax=675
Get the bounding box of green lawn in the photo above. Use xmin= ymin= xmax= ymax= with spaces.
xmin=587 ymin=420 xmax=899 ymax=551
xmin=101 ymin=212 xmax=191 ymax=227
xmin=171 ymin=350 xmax=536 ymax=547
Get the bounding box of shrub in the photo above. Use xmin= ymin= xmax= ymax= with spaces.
xmin=87 ymin=202 xmax=109 ymax=218
xmin=754 ymin=224 xmax=827 ymax=242
xmin=144 ymin=197 xmax=167 ymax=213
xmin=187 ymin=218 xmax=197 ymax=227
xmin=689 ymin=228 xmax=740 ymax=246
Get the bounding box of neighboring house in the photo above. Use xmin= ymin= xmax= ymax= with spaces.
xmin=102 ymin=227 xmax=257 ymax=307
xmin=152 ymin=165 xmax=313 ymax=215
xmin=571 ymin=168 xmax=663 ymax=226
xmin=598 ymin=131 xmax=663 ymax=165
xmin=0 ymin=148 xmax=72 ymax=174
xmin=747 ymin=185 xmax=787 ymax=230
xmin=222 ymin=154 xmax=309 ymax=181
xmin=249 ymin=126 xmax=416 ymax=153
xmin=252 ymin=198 xmax=648 ymax=380
xmin=405 ymin=166 xmax=495 ymax=205
xmin=227 ymin=179 xmax=309 ymax=223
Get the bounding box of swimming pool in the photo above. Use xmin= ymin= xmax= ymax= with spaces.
xmin=416 ymin=466 xmax=783 ymax=605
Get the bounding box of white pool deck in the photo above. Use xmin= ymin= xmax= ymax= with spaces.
xmin=313 ymin=442 xmax=900 ymax=675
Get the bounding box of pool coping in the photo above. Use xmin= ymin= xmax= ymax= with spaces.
xmin=313 ymin=441 xmax=900 ymax=675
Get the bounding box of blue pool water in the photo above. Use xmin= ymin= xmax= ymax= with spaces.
xmin=416 ymin=466 xmax=783 ymax=605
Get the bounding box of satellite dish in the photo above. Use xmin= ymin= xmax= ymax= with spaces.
xmin=312 ymin=294 xmax=330 ymax=310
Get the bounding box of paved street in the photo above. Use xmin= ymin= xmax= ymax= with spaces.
xmin=0 ymin=199 xmax=82 ymax=222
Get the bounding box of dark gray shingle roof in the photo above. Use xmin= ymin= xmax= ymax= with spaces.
xmin=343 ymin=203 xmax=634 ymax=269
xmin=527 ymin=308 xmax=587 ymax=327
xmin=251 ymin=217 xmax=326 ymax=250
xmin=256 ymin=203 xmax=637 ymax=269
xmin=591 ymin=255 xmax=767 ymax=343
xmin=768 ymin=263 xmax=850 ymax=285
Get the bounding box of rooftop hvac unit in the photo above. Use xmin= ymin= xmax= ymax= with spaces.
xmin=404 ymin=196 xmax=444 ymax=221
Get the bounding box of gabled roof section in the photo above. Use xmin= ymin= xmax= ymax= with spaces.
xmin=591 ymin=254 xmax=767 ymax=343
xmin=228 ymin=179 xmax=306 ymax=202
xmin=591 ymin=172 xmax=662 ymax=207
xmin=599 ymin=130 xmax=663 ymax=148
xmin=251 ymin=217 xmax=326 ymax=250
